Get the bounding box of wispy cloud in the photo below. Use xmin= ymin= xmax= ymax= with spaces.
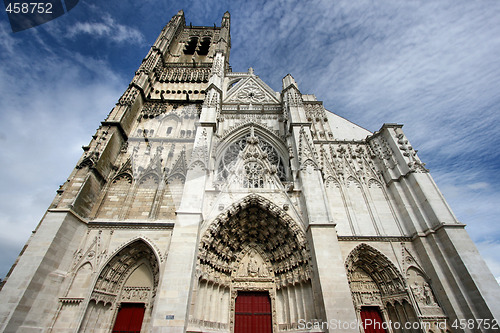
xmin=65 ymin=15 xmax=145 ymax=44
xmin=193 ymin=0 xmax=500 ymax=282
xmin=0 ymin=16 xmax=128 ymax=276
xmin=0 ymin=22 xmax=18 ymax=54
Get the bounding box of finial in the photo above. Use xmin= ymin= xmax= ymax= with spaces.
xmin=248 ymin=67 xmax=254 ymax=75
xmin=282 ymin=74 xmax=298 ymax=89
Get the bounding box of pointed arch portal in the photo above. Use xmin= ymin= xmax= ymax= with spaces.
xmin=78 ymin=239 xmax=160 ymax=333
xmin=191 ymin=194 xmax=315 ymax=332
xmin=345 ymin=244 xmax=420 ymax=333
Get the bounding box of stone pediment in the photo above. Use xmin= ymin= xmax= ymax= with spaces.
xmin=225 ymin=76 xmax=280 ymax=104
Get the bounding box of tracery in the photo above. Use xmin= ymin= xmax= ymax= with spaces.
xmin=217 ymin=134 xmax=286 ymax=183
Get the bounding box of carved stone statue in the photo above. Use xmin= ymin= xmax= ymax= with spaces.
xmin=423 ymin=282 xmax=437 ymax=305
xmin=247 ymin=254 xmax=259 ymax=277
xmin=411 ymin=281 xmax=425 ymax=303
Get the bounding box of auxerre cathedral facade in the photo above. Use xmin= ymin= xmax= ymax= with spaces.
xmin=1 ymin=10 xmax=499 ymax=333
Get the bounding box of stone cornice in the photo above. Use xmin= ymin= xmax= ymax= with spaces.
xmin=88 ymin=220 xmax=175 ymax=229
xmin=338 ymin=235 xmax=413 ymax=242
xmin=47 ymin=208 xmax=88 ymax=224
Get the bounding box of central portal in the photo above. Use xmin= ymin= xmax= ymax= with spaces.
xmin=234 ymin=291 xmax=272 ymax=333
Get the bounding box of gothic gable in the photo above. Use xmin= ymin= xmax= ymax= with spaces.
xmin=224 ymin=75 xmax=280 ymax=104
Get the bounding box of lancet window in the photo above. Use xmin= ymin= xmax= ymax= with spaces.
xmin=183 ymin=36 xmax=198 ymax=55
xmin=197 ymin=37 xmax=211 ymax=55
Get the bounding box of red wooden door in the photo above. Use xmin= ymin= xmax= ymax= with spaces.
xmin=112 ymin=303 xmax=146 ymax=333
xmin=360 ymin=306 xmax=386 ymax=333
xmin=234 ymin=291 xmax=272 ymax=333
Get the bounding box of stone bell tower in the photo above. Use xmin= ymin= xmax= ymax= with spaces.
xmin=0 ymin=10 xmax=232 ymax=333
xmin=1 ymin=9 xmax=499 ymax=333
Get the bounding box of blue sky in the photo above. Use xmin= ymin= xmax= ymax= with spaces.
xmin=1 ymin=0 xmax=499 ymax=282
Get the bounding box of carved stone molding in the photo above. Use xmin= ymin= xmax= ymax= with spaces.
xmin=140 ymin=101 xmax=201 ymax=119
xmin=345 ymin=244 xmax=407 ymax=299
xmin=298 ymin=126 xmax=319 ymax=169
xmin=216 ymin=133 xmax=287 ymax=184
xmin=225 ymin=77 xmax=280 ymax=105
xmin=90 ymin=240 xmax=160 ymax=306
xmin=197 ymin=194 xmax=311 ymax=288
xmin=406 ymin=266 xmax=445 ymax=317
xmin=119 ymin=86 xmax=139 ymax=106
xmin=59 ymin=297 xmax=84 ymax=304
xmin=121 ymin=287 xmax=151 ymax=302
xmin=155 ymin=67 xmax=211 ymax=83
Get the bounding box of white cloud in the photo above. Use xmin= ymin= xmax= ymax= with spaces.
xmin=0 ymin=22 xmax=18 ymax=54
xmin=467 ymin=182 xmax=490 ymax=190
xmin=0 ymin=23 xmax=128 ymax=277
xmin=66 ymin=15 xmax=144 ymax=44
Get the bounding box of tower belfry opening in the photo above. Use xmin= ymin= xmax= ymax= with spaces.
xmin=0 ymin=9 xmax=498 ymax=333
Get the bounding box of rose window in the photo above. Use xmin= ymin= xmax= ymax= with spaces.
xmin=217 ymin=134 xmax=287 ymax=183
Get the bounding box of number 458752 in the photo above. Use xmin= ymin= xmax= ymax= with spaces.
xmin=6 ymin=3 xmax=53 ymax=14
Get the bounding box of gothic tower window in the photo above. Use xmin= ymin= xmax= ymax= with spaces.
xmin=197 ymin=37 xmax=211 ymax=55
xmin=183 ymin=36 xmax=198 ymax=55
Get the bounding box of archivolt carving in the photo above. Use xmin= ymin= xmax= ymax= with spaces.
xmin=90 ymin=239 xmax=160 ymax=306
xmin=111 ymin=236 xmax=165 ymax=263
xmin=345 ymin=244 xmax=406 ymax=299
xmin=217 ymin=121 xmax=285 ymax=150
xmin=345 ymin=244 xmax=424 ymax=331
xmin=197 ymin=194 xmax=311 ymax=288
xmin=349 ymin=267 xmax=383 ymax=306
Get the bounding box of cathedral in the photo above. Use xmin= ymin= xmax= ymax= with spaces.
xmin=1 ymin=10 xmax=499 ymax=333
